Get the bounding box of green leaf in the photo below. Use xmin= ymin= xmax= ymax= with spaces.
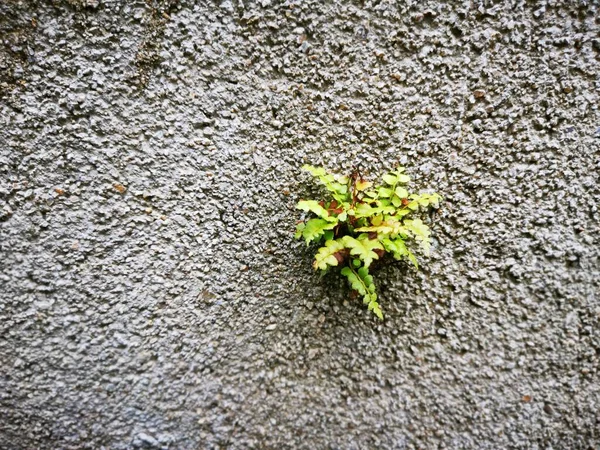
xmin=301 ymin=165 xmax=328 ymax=177
xmin=394 ymin=187 xmax=408 ymax=198
xmin=422 ymin=193 xmax=442 ymax=206
xmin=356 ymin=180 xmax=372 ymax=191
xmin=404 ymin=218 xmax=430 ymax=238
xmin=353 ymin=203 xmax=373 ymax=217
xmin=302 ymin=165 xmax=350 ymax=201
xmin=407 ymin=200 xmax=420 ymax=210
xmin=394 ymin=209 xmax=412 ymax=218
xmin=302 ymin=218 xmax=337 ymax=245
xmin=341 ymin=266 xmax=367 ymax=296
xmin=294 ymin=222 xmax=305 ymax=240
xmin=313 ymin=239 xmax=346 ymax=270
xmin=340 ymin=266 xmax=382 ymax=320
xmin=336 ymin=174 xmax=349 ymax=184
xmin=378 ymin=187 xmax=393 ymax=198
xmin=355 ymin=223 xmax=396 ymax=234
xmin=355 ymin=219 xmax=406 ymax=235
xmin=342 ymin=234 xmax=384 ymax=268
xmin=406 ymin=193 xmax=442 ymax=210
xmin=382 ymin=174 xmax=397 ymax=185
xmin=383 ymin=170 xmax=409 ymax=186
xmin=297 ymin=200 xmax=335 ymax=221
xmin=407 ymin=249 xmax=419 ymax=269
xmin=331 ymin=183 xmax=348 ymax=195
xmin=371 ymin=215 xmax=383 ymax=226
xmin=370 ymin=301 xmax=384 ymax=320
xmin=341 ymin=265 xmax=376 ymax=303
xmin=380 ymin=237 xmax=409 ymax=260
xmin=404 ymin=218 xmax=431 ymax=254
xmin=357 ymin=266 xmax=374 ymax=291
xmin=353 ymin=203 xmax=396 ymax=218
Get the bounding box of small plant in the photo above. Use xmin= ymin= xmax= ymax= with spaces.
xmin=295 ymin=165 xmax=441 ymax=320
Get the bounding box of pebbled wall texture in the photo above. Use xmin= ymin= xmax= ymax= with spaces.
xmin=1 ymin=0 xmax=600 ymax=448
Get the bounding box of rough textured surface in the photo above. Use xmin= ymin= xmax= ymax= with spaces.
xmin=1 ymin=0 xmax=599 ymax=448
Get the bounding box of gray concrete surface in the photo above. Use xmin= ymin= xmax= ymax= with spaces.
xmin=1 ymin=0 xmax=599 ymax=448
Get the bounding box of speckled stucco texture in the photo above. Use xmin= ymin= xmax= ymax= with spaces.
xmin=1 ymin=0 xmax=599 ymax=449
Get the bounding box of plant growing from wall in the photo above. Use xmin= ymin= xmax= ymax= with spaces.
xmin=295 ymin=165 xmax=441 ymax=320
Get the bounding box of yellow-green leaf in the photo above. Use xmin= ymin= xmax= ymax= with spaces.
xmin=356 ymin=219 xmax=406 ymax=235
xmin=404 ymin=218 xmax=431 ymax=254
xmin=382 ymin=174 xmax=397 ymax=185
xmin=356 ymin=180 xmax=373 ymax=191
xmin=341 ymin=234 xmax=384 ymax=268
xmin=297 ymin=200 xmax=334 ymax=221
xmin=302 ymin=218 xmax=337 ymax=244
xmin=407 ymin=249 xmax=418 ymax=269
xmin=294 ymin=222 xmax=305 ymax=239
xmin=313 ymin=239 xmax=346 ymax=270
xmin=380 ymin=237 xmax=409 ymax=260
xmin=378 ymin=187 xmax=393 ymax=198
xmin=395 ymin=187 xmax=408 ymax=198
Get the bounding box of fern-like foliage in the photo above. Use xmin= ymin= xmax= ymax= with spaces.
xmin=296 ymin=164 xmax=441 ymax=320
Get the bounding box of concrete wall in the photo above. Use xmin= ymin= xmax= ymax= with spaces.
xmin=1 ymin=0 xmax=599 ymax=448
